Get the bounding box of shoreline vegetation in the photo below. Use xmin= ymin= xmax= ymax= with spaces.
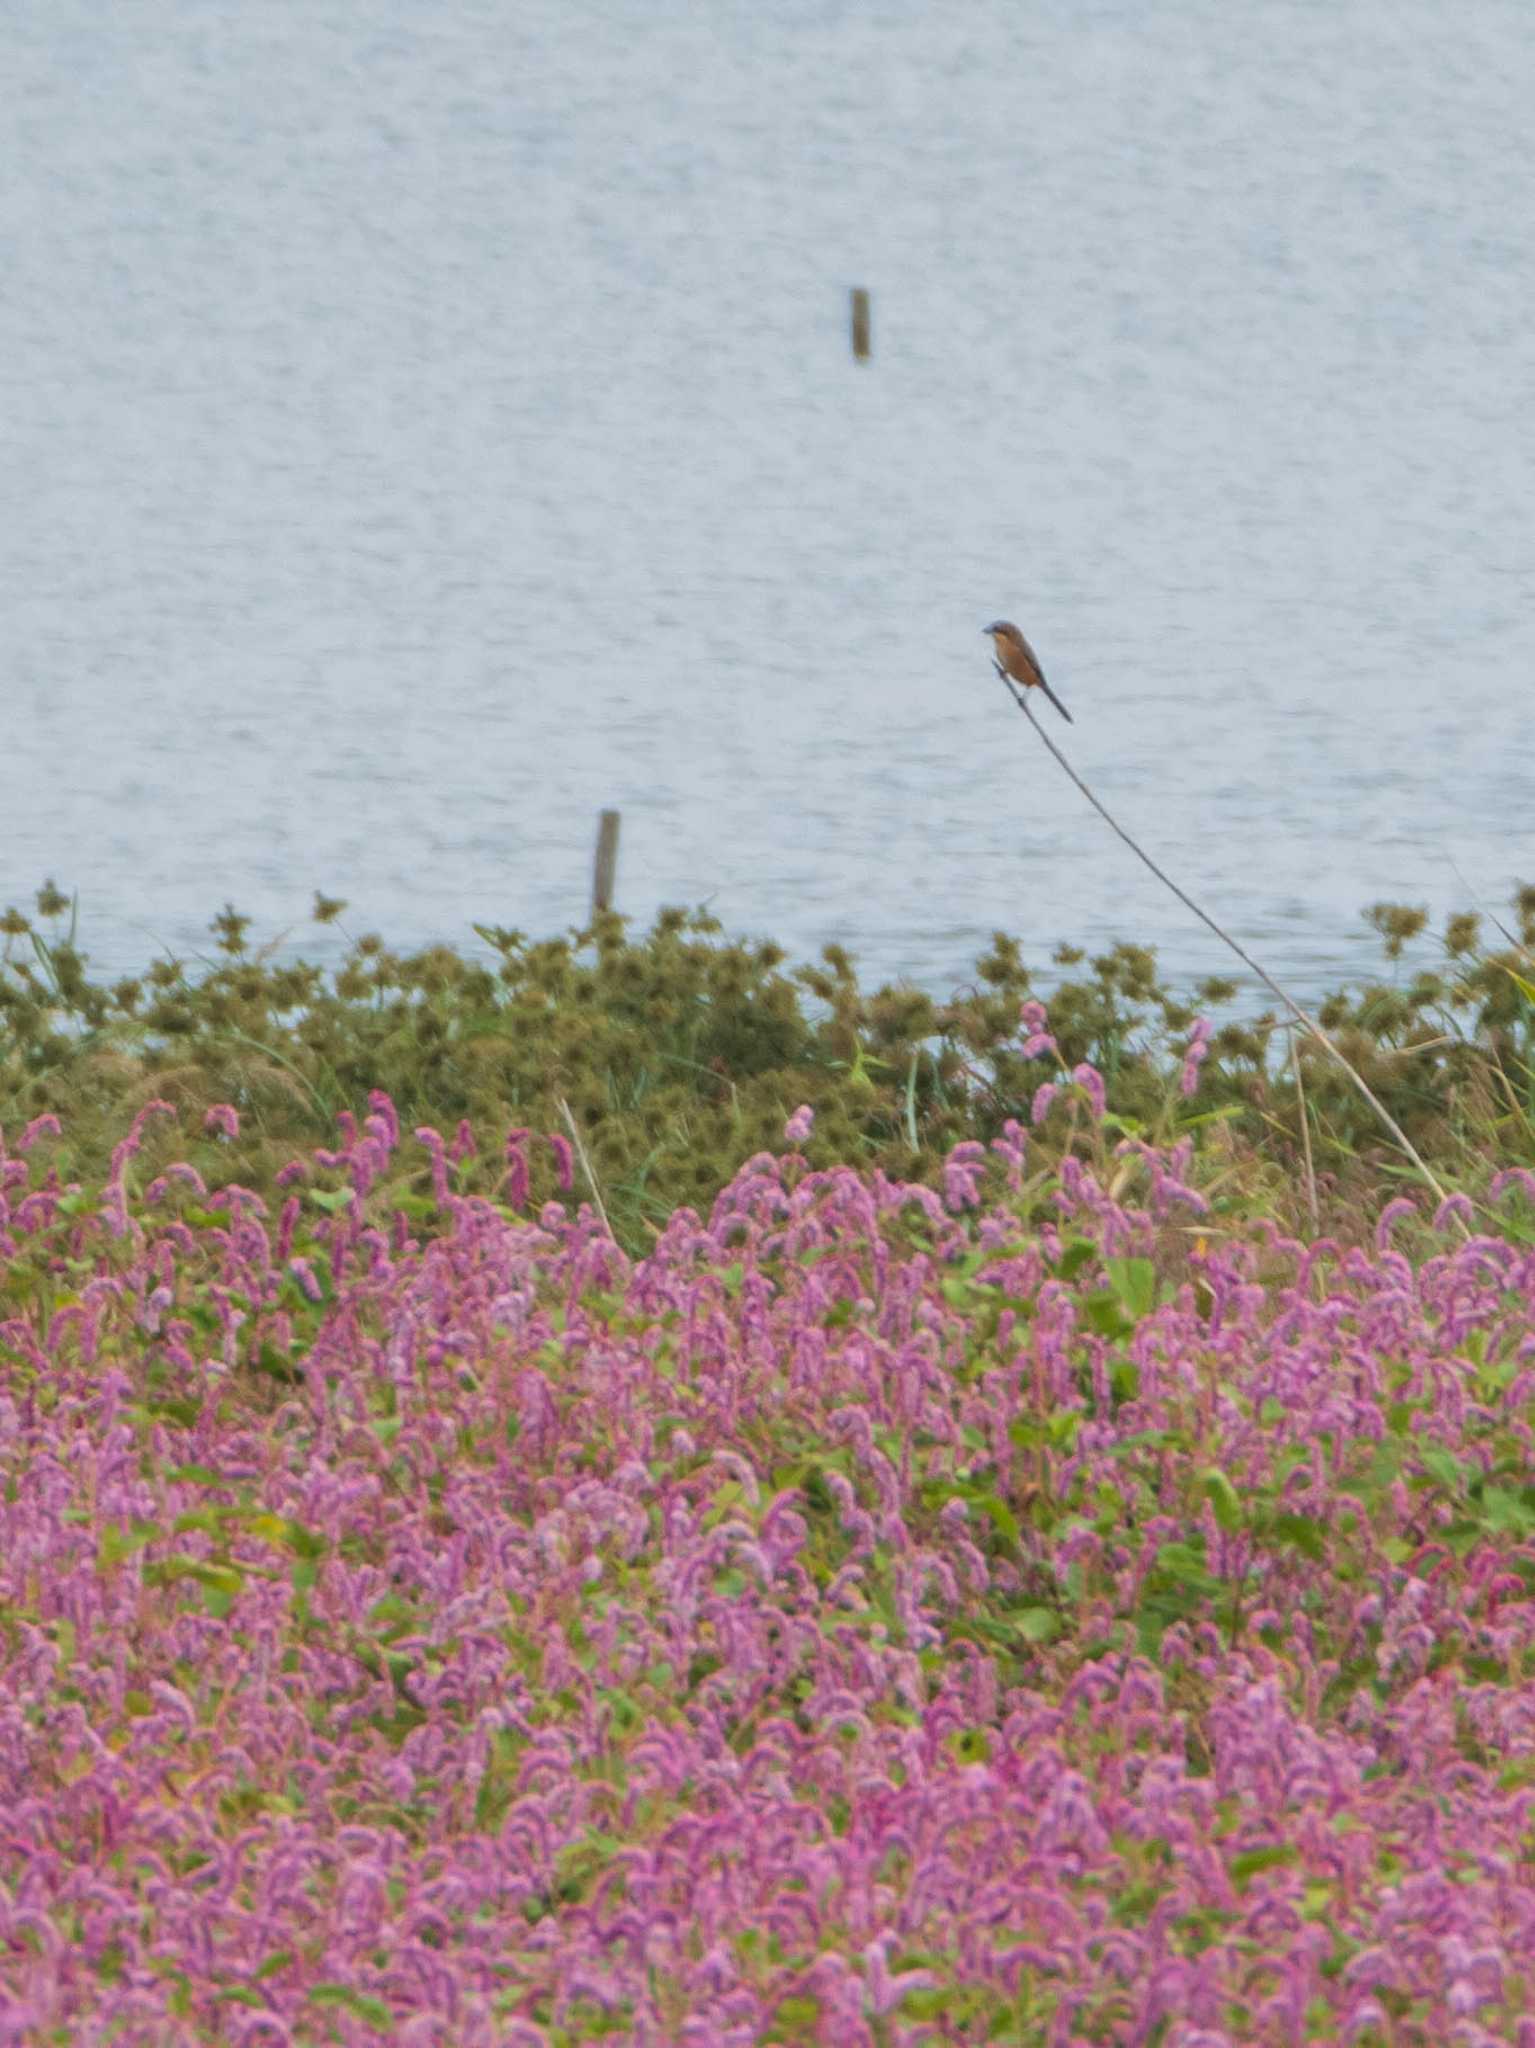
xmin=4 ymin=882 xmax=1535 ymax=2040
xmin=3 ymin=881 xmax=1534 ymax=1253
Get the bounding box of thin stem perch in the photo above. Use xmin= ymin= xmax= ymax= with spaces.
xmin=996 ymin=666 xmax=1464 ymax=1230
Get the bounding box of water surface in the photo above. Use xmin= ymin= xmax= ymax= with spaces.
xmin=4 ymin=0 xmax=1533 ymax=996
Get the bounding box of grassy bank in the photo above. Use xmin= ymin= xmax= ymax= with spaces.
xmin=3 ymin=1063 xmax=1535 ymax=2040
xmin=3 ymin=883 xmax=1535 ymax=1253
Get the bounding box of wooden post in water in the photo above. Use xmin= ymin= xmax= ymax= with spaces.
xmin=592 ymin=809 xmax=621 ymax=915
xmin=850 ymin=287 xmax=871 ymax=360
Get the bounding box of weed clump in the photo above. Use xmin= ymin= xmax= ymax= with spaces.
xmin=2 ymin=881 xmax=1533 ymax=1248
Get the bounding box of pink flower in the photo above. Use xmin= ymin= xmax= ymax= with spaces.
xmin=287 ymin=1257 xmax=324 ymax=1302
xmin=784 ymin=1105 xmax=815 ymax=1145
xmin=414 ymin=1125 xmax=451 ymax=1205
xmin=504 ymin=1128 xmax=531 ymax=1209
xmin=1071 ymin=1062 xmax=1107 ymax=1120
xmin=367 ymin=1089 xmax=401 ymax=1146
xmin=1020 ymin=999 xmax=1059 ymax=1060
xmin=942 ymin=1140 xmax=987 ymax=1211
xmin=203 ymin=1103 xmax=240 ymax=1140
xmin=1180 ymin=1017 xmax=1212 ymax=1097
xmin=548 ymin=1133 xmax=575 ymax=1193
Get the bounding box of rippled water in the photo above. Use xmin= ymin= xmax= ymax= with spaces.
xmin=4 ymin=0 xmax=1533 ymax=997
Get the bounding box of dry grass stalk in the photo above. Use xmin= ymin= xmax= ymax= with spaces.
xmin=996 ymin=667 xmax=1467 ymax=1235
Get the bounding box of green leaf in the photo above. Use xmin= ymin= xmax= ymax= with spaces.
xmin=971 ymin=1492 xmax=1022 ymax=1548
xmin=98 ymin=1521 xmax=159 ymax=1567
xmin=1107 ymin=1429 xmax=1168 ymax=1456
xmin=1177 ymin=1102 xmax=1245 ymax=1131
xmin=1048 ymin=1409 xmax=1083 ymax=1450
xmin=1419 ymin=1445 xmax=1463 ymax=1493
xmin=1109 ymin=1356 xmax=1141 ymax=1403
xmin=766 ymin=1998 xmax=821 ymax=2037
xmin=1267 ymin=1513 xmax=1325 ymax=1561
xmin=173 ymin=1510 xmax=226 ymax=1536
xmin=1479 ymin=1487 xmax=1535 ymax=1536
xmin=1229 ymin=1843 xmax=1299 ymax=1887
xmin=1104 ymin=1256 xmax=1156 ymax=1320
xmin=284 ymin=1518 xmax=328 ymax=1560
xmin=1151 ymin=1540 xmax=1213 ymax=1584
xmin=1199 ymin=1469 xmax=1244 ymax=1532
xmin=146 ymin=1557 xmax=245 ymax=1595
xmin=1055 ymin=1238 xmax=1097 ymax=1280
xmin=1083 ymin=1292 xmax=1133 ymax=1340
xmin=308 ymin=1985 xmax=393 ymax=2028
xmin=1011 ymin=1606 xmax=1060 ymax=1643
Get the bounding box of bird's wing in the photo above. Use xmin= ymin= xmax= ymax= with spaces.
xmin=1014 ymin=628 xmax=1048 ymax=685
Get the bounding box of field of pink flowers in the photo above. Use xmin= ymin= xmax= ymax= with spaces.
xmin=4 ymin=1071 xmax=1535 ymax=2045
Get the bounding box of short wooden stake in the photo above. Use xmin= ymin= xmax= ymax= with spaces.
xmin=850 ymin=287 xmax=871 ymax=360
xmin=592 ymin=809 xmax=621 ymax=915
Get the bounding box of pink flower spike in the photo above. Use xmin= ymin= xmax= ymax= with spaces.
xmin=1179 ymin=1019 xmax=1212 ymax=1098
xmin=1374 ymin=1196 xmax=1417 ymax=1250
xmin=504 ymin=1129 xmax=531 ymax=1210
xmin=367 ymin=1089 xmax=401 ymax=1146
xmin=1071 ymin=1062 xmax=1107 ymax=1120
xmin=287 ymin=1257 xmax=323 ymax=1303
xmin=784 ymin=1105 xmax=815 ymax=1145
xmin=1031 ymin=1082 xmax=1059 ymax=1125
xmin=203 ymin=1103 xmax=240 ymax=1140
xmin=414 ymin=1125 xmax=451 ymax=1205
xmin=941 ymin=1139 xmax=987 ymax=1211
xmin=548 ymin=1133 xmax=575 ymax=1192
xmin=1020 ymin=999 xmax=1058 ymax=1059
xmin=1433 ymin=1191 xmax=1474 ymax=1233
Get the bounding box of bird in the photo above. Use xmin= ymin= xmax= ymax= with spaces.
xmin=984 ymin=620 xmax=1073 ymax=724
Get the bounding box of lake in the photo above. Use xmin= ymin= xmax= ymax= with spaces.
xmin=4 ymin=0 xmax=1532 ymax=1000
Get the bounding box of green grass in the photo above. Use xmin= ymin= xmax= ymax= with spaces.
xmin=3 ymin=880 xmax=1534 ymax=1251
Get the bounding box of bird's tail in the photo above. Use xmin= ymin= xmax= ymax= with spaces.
xmin=1038 ymin=678 xmax=1073 ymax=725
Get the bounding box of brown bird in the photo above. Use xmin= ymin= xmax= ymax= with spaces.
xmin=985 ymin=620 xmax=1073 ymax=724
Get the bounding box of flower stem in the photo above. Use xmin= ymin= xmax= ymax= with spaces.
xmin=996 ymin=665 xmax=1464 ymax=1230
